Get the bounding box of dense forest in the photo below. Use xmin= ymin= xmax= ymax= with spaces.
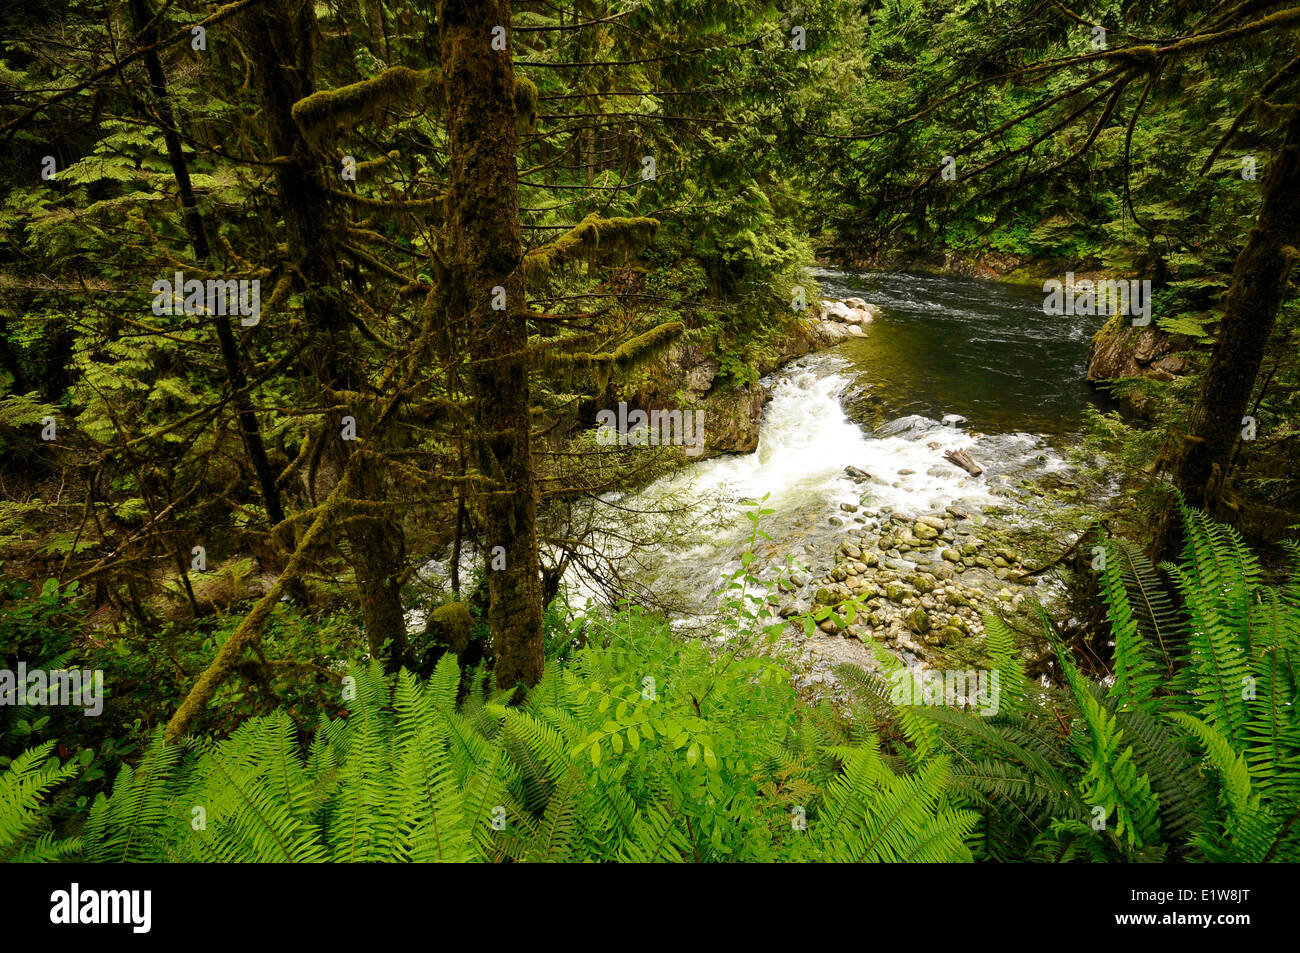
xmin=1 ymin=0 xmax=1298 ymax=872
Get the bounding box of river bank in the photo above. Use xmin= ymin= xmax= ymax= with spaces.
xmin=566 ymin=269 xmax=1126 ymax=702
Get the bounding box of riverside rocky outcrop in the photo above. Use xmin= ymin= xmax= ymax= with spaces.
xmin=1086 ymin=311 xmax=1192 ymax=417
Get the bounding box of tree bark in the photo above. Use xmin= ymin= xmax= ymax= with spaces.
xmin=245 ymin=0 xmax=411 ymax=668
xmin=1153 ymin=108 xmax=1300 ymax=559
xmin=439 ymin=0 xmax=545 ymax=694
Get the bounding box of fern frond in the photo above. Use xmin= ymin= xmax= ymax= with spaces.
xmin=83 ymin=731 xmax=184 ymax=862
xmin=1105 ymin=538 xmax=1176 ymax=706
xmin=0 ymin=741 xmax=79 ymax=862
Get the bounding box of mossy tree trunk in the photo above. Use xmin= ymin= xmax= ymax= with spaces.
xmin=1154 ymin=108 xmax=1300 ymax=559
xmin=439 ymin=0 xmax=544 ymax=694
xmin=246 ymin=0 xmax=412 ymax=668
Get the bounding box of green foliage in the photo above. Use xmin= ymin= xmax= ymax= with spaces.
xmin=2 ymin=0 xmax=1297 ymax=869
xmin=0 ymin=740 xmax=81 ymax=862
xmin=6 ymin=503 xmax=1296 ymax=862
xmin=4 ymin=608 xmax=974 ymax=862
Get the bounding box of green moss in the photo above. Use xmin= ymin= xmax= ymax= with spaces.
xmin=535 ymin=321 xmax=685 ymax=390
xmin=514 ymin=77 xmax=538 ymax=133
xmin=523 ymin=213 xmax=659 ymax=283
xmin=291 ymin=66 xmax=438 ymax=147
xmin=424 ymin=601 xmax=474 ymax=654
xmin=610 ymin=320 xmax=684 ymax=372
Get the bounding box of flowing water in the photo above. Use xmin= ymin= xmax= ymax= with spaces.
xmin=561 ymin=270 xmax=1110 ymax=621
xmin=818 ymin=269 xmax=1110 ymax=437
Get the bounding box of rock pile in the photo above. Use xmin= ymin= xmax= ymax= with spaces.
xmin=811 ymin=297 xmax=879 ymax=345
xmin=772 ymin=489 xmax=1046 ymax=697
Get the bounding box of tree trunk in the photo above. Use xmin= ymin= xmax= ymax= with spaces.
xmin=246 ymin=0 xmax=411 ymax=668
xmin=439 ymin=0 xmax=545 ymax=694
xmin=129 ymin=0 xmax=286 ymax=529
xmin=351 ymin=461 xmax=413 ymax=667
xmin=362 ymin=0 xmax=388 ymax=60
xmin=1153 ymin=109 xmax=1300 ymax=559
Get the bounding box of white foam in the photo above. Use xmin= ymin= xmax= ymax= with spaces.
xmin=643 ymin=357 xmax=999 ymax=519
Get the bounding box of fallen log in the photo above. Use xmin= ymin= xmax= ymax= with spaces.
xmin=944 ymin=448 xmax=984 ymax=476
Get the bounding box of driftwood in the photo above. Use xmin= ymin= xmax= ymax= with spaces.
xmin=944 ymin=448 xmax=984 ymax=476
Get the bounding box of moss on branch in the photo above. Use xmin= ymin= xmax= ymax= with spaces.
xmin=536 ymin=320 xmax=685 ymax=388
xmin=292 ymin=66 xmax=439 ymax=147
xmin=515 ymin=77 xmax=539 ymax=133
xmin=523 ymin=212 xmax=659 ymax=283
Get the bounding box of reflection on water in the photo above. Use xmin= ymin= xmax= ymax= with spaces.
xmin=815 ymin=269 xmax=1110 ymax=436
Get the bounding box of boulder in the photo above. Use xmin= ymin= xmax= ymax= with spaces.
xmin=814 ymin=321 xmax=851 ymax=346
xmin=1087 ymin=312 xmax=1194 ymax=416
xmin=819 ymin=298 xmax=877 ymax=327
xmin=424 ymin=601 xmax=474 ymax=655
xmin=815 ymin=584 xmax=849 ymax=605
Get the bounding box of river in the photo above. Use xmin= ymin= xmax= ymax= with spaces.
xmin=561 ymin=269 xmax=1110 ymax=627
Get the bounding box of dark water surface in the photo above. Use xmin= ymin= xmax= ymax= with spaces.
xmin=814 ymin=269 xmax=1111 ymax=437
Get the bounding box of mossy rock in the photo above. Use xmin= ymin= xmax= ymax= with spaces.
xmin=424 ymin=601 xmax=473 ymax=654
xmin=815 ymin=586 xmax=845 ymax=606
xmin=186 ymin=557 xmax=257 ymax=614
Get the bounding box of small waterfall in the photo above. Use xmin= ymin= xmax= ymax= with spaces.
xmin=560 ymin=352 xmax=1065 ymax=619
xmin=649 ymin=355 xmax=999 ymax=515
